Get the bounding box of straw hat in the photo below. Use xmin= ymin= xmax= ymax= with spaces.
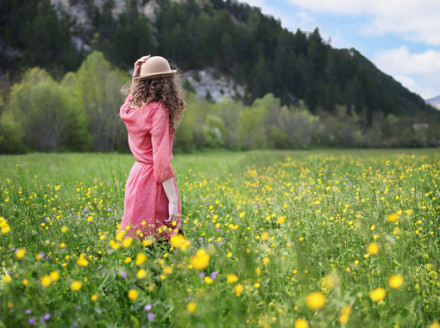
xmin=134 ymin=56 xmax=176 ymax=81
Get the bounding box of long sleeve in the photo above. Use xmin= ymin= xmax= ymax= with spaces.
xmin=120 ymin=92 xmax=133 ymax=117
xmin=149 ymin=104 xmax=174 ymax=184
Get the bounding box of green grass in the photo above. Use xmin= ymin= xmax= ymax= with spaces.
xmin=0 ymin=149 xmax=439 ymax=327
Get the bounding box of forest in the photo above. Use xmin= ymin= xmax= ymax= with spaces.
xmin=1 ymin=51 xmax=439 ymax=154
xmin=0 ymin=0 xmax=439 ymax=153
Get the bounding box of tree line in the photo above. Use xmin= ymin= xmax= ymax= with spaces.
xmin=1 ymin=52 xmax=439 ymax=154
xmin=1 ymin=0 xmax=438 ymax=123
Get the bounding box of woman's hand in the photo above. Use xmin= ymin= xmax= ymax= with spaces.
xmin=131 ymin=55 xmax=151 ymax=93
xmin=165 ymin=200 xmax=179 ymax=225
xmin=162 ymin=177 xmax=178 ymax=225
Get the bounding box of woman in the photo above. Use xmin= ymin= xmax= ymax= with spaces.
xmin=118 ymin=55 xmax=186 ymax=247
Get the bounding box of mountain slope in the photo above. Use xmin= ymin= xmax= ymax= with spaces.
xmin=1 ymin=0 xmax=438 ymax=123
xmin=427 ymin=95 xmax=440 ymax=109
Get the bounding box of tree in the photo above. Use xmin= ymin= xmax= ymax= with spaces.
xmin=21 ymin=0 xmax=80 ymax=72
xmin=5 ymin=67 xmax=91 ymax=152
xmin=75 ymin=51 xmax=130 ymax=151
xmin=112 ymin=0 xmax=155 ymax=69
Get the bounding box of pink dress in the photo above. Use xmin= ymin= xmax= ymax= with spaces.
xmin=118 ymin=92 xmax=182 ymax=241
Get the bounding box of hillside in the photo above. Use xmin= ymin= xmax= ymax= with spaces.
xmin=1 ymin=0 xmax=438 ymax=124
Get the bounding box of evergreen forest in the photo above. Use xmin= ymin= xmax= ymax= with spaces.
xmin=1 ymin=0 xmax=439 ymax=153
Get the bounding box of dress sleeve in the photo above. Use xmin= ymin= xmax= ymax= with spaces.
xmin=149 ymin=104 xmax=174 ymax=184
xmin=120 ymin=92 xmax=133 ymax=117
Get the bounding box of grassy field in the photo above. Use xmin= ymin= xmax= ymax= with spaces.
xmin=0 ymin=149 xmax=439 ymax=327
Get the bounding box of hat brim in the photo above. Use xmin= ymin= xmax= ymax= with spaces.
xmin=134 ymin=70 xmax=177 ymax=81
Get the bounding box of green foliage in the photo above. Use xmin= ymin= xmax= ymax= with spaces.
xmin=215 ymin=98 xmax=241 ymax=149
xmin=0 ymin=109 xmax=25 ymax=154
xmin=5 ymin=68 xmax=91 ymax=152
xmin=2 ymin=0 xmax=438 ymax=121
xmin=280 ymin=103 xmax=319 ymax=149
xmin=0 ymin=0 xmax=82 ymax=73
xmin=75 ymin=51 xmax=130 ymax=152
xmin=1 ymin=53 xmax=439 ymax=154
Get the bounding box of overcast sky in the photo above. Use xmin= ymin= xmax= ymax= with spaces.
xmin=239 ymin=0 xmax=440 ymax=100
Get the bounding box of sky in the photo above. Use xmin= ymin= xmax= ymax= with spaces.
xmin=238 ymin=0 xmax=440 ymax=100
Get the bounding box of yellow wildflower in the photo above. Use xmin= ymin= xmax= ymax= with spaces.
xmin=429 ymin=321 xmax=439 ymax=328
xmin=50 ymin=271 xmax=60 ymax=282
xmin=70 ymin=281 xmax=82 ymax=291
xmin=187 ymin=302 xmax=197 ymax=312
xmin=387 ymin=212 xmax=399 ymax=223
xmin=339 ymin=305 xmax=351 ymax=324
xmin=76 ymin=254 xmax=89 ymax=267
xmin=40 ymin=275 xmax=52 ymax=287
xmin=190 ymin=249 xmax=209 ymax=270
xmin=170 ymin=234 xmax=190 ymax=251
xmin=295 ymin=318 xmax=308 ymax=328
xmin=388 ymin=274 xmax=403 ymax=289
xmin=122 ymin=237 xmax=133 ymax=248
xmin=369 ymin=287 xmax=386 ymax=302
xmin=276 ymin=216 xmax=286 ymax=224
xmin=2 ymin=274 xmax=12 ymax=283
xmin=128 ymin=289 xmax=138 ymax=301
xmin=135 ymin=253 xmax=147 ymax=265
xmin=15 ymin=248 xmax=25 ymax=259
xmin=137 ymin=269 xmax=147 ymax=279
xmin=305 ymin=291 xmax=326 ymax=310
xmin=227 ymin=274 xmax=238 ymax=284
xmin=367 ymin=242 xmax=379 ymax=255
xmin=234 ymin=284 xmax=243 ymax=296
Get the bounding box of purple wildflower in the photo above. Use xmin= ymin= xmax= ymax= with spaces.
xmin=210 ymin=271 xmax=218 ymax=279
xmin=148 ymin=313 xmax=155 ymax=321
xmin=121 ymin=272 xmax=127 ymax=278
xmin=28 ymin=318 xmax=35 ymax=325
xmin=144 ymin=304 xmax=152 ymax=311
xmin=25 ymin=309 xmax=32 ymax=314
xmin=40 ymin=313 xmax=50 ymax=322
xmin=200 ymin=272 xmax=205 ymax=278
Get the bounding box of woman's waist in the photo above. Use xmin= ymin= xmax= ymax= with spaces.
xmin=135 ymin=158 xmax=153 ymax=165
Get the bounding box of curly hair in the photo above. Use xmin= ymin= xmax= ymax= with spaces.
xmin=124 ymin=75 xmax=186 ymax=134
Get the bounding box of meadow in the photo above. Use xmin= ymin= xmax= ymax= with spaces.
xmin=0 ymin=149 xmax=439 ymax=327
